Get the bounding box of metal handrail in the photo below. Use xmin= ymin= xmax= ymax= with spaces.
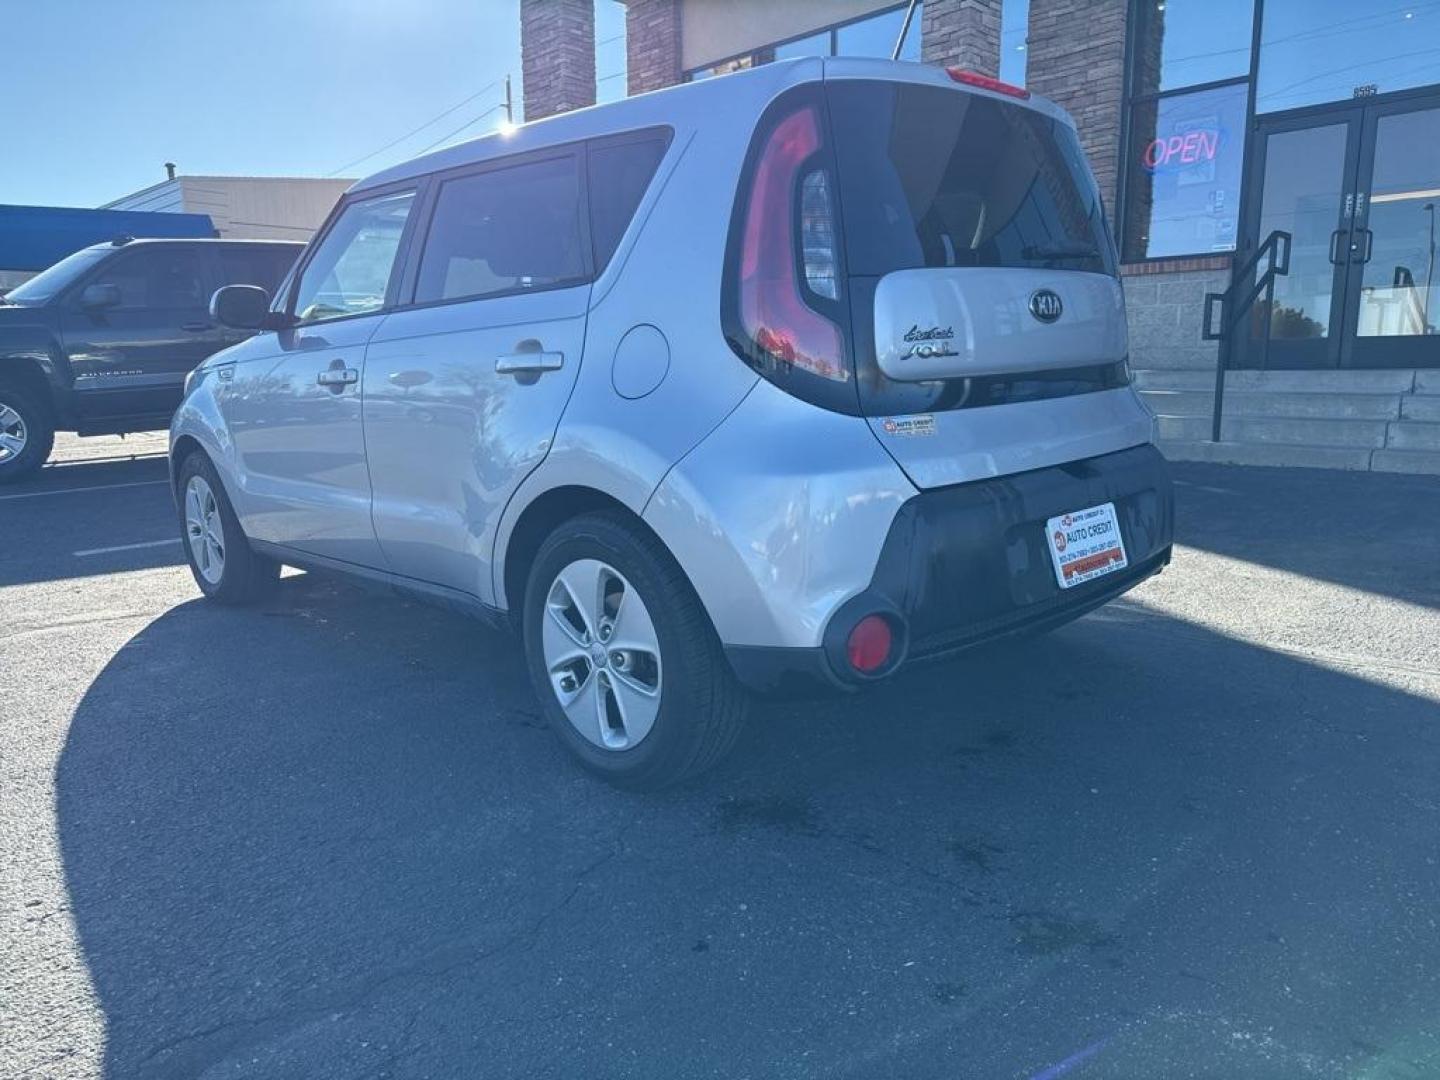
xmin=1201 ymin=230 xmax=1292 ymax=442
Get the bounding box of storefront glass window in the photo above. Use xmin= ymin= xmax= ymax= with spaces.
xmin=1000 ymin=0 xmax=1029 ymax=86
xmin=1130 ymin=0 xmax=1253 ymax=95
xmin=685 ymin=3 xmax=921 ymax=81
xmin=1257 ymin=0 xmax=1440 ymax=113
xmin=1122 ymin=81 xmax=1248 ymax=260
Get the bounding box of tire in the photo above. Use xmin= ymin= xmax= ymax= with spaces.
xmin=522 ymin=511 xmax=749 ymax=789
xmin=176 ymin=449 xmax=279 ymax=605
xmin=0 ymin=383 xmax=55 ymax=484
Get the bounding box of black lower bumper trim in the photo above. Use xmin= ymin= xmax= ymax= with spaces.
xmin=725 ymin=443 xmax=1175 ymax=695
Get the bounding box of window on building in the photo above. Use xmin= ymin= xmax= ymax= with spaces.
xmin=1257 ymin=0 xmax=1440 ymax=114
xmin=999 ymin=0 xmax=1029 ymax=87
xmin=594 ymin=0 xmax=627 ymax=105
xmin=414 ymin=156 xmax=586 ymax=304
xmin=1122 ymin=0 xmax=1254 ymax=261
xmin=685 ymin=3 xmax=921 ymax=81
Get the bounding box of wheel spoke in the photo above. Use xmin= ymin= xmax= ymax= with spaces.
xmin=609 ymin=583 xmax=659 ymax=654
xmin=543 ymin=603 xmax=589 ymax=665
xmin=0 ymin=432 xmax=23 ymax=456
xmin=605 ymin=667 xmax=660 ymax=745
xmin=554 ymin=560 xmax=604 ymax=640
xmin=558 ymin=671 xmax=601 ymax=739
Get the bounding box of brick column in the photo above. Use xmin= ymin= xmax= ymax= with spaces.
xmin=1024 ymin=0 xmax=1128 ymax=209
xmin=626 ymin=0 xmax=682 ymax=95
xmin=921 ymin=0 xmax=1002 ymax=76
xmin=521 ymin=0 xmax=596 ymax=121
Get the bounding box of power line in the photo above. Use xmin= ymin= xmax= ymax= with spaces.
xmin=327 ymin=79 xmax=502 ymax=176
xmin=413 ymin=103 xmax=508 ymax=156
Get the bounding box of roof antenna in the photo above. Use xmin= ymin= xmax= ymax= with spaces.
xmin=892 ymin=0 xmax=919 ymax=60
xmin=164 ymin=162 xmax=177 ymax=181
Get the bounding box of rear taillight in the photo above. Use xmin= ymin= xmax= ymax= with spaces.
xmin=735 ymin=105 xmax=847 ymax=383
xmin=947 ymin=67 xmax=1031 ymax=99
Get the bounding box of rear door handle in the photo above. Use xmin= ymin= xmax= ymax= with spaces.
xmin=496 ymin=350 xmax=564 ymax=375
xmin=316 ymin=367 xmax=359 ymax=386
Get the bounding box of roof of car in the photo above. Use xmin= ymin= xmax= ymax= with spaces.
xmin=352 ymin=57 xmax=1070 ymax=195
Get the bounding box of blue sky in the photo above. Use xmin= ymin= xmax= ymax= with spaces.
xmin=1 ymin=0 xmax=628 ymax=209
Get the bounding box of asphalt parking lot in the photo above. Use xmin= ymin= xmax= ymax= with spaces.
xmin=3 ymin=434 xmax=1438 ymax=1080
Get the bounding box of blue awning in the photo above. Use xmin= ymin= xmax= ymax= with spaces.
xmin=0 ymin=204 xmax=217 ymax=272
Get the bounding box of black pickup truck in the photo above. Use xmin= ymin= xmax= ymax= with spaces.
xmin=0 ymin=236 xmax=300 ymax=482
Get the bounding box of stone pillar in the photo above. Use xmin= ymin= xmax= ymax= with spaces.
xmin=1024 ymin=0 xmax=1129 ymax=210
xmin=521 ymin=0 xmax=596 ymax=121
xmin=626 ymin=0 xmax=683 ymax=95
xmin=921 ymin=0 xmax=1002 ymax=76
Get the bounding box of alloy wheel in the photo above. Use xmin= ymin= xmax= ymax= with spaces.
xmin=0 ymin=403 xmax=27 ymax=463
xmin=541 ymin=558 xmax=662 ymax=750
xmin=184 ymin=475 xmax=226 ymax=585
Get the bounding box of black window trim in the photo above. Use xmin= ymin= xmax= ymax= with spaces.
xmin=281 ymin=178 xmax=427 ymax=328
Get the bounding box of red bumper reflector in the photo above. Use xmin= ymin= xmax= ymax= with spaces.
xmin=846 ymin=615 xmax=893 ymax=674
xmin=946 ymin=67 xmax=1031 ymax=99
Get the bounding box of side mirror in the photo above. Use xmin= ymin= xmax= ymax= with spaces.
xmin=80 ymin=283 xmax=121 ymax=310
xmin=210 ymin=284 xmax=288 ymax=331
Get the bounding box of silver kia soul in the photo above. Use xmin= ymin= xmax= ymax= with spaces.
xmin=173 ymin=57 xmax=1174 ymax=787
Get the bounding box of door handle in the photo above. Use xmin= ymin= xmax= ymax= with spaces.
xmin=495 ymin=350 xmax=564 ymax=375
xmin=1329 ymin=229 xmax=1346 ymax=265
xmin=316 ymin=367 xmax=359 ymax=386
xmin=1352 ymin=227 xmax=1374 ymax=263
xmin=181 ymin=322 xmax=213 ymax=332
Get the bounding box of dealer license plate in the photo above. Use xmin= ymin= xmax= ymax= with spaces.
xmin=1045 ymin=502 xmax=1128 ymax=589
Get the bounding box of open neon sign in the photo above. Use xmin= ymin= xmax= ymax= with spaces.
xmin=1142 ymin=128 xmax=1222 ymax=173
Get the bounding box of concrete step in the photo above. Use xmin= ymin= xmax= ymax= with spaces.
xmin=1224 ymin=370 xmax=1417 ymax=394
xmin=1141 ymin=389 xmax=1400 ymax=420
xmin=1417 ymin=370 xmax=1440 ymax=394
xmin=1372 ymin=448 xmax=1440 ymax=475
xmin=1132 ymin=369 xmax=1216 ymax=392
xmin=1155 ymin=415 xmax=1389 ymax=447
xmin=1159 ymin=440 xmax=1375 ymax=471
xmin=1401 ymin=395 xmax=1440 ymax=421
xmin=1386 ymin=420 xmax=1440 ymax=451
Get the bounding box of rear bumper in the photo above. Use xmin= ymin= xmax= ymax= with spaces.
xmin=725 ymin=443 xmax=1173 ymax=694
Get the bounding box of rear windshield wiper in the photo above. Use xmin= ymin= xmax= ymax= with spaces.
xmin=1022 ymin=242 xmax=1100 ymax=263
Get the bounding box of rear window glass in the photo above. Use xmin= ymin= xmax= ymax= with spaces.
xmin=827 ymin=81 xmax=1116 ymax=277
xmin=415 ymin=155 xmax=586 ymax=304
xmin=588 ymin=133 xmax=668 ymax=273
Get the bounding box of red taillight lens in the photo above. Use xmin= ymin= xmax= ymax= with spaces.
xmin=737 ymin=105 xmax=847 ymax=382
xmin=846 ymin=615 xmax=893 ymax=674
xmin=947 ymin=67 xmax=1031 ymax=99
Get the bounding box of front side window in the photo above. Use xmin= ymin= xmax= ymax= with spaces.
xmin=1122 ymin=80 xmax=1248 ymax=261
xmin=414 ymin=156 xmax=585 ymax=304
xmin=291 ymin=191 xmax=415 ymax=324
xmin=86 ymin=247 xmax=206 ymax=309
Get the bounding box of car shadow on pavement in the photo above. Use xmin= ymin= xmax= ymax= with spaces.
xmin=1169 ymin=461 xmax=1440 ymax=609
xmin=55 ymin=572 xmax=1440 ymax=1078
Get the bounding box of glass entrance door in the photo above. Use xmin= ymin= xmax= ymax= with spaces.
xmin=1240 ymin=94 xmax=1440 ymax=369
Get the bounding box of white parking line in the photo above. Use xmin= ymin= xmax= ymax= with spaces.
xmin=73 ymin=538 xmax=182 ymax=558
xmin=0 ymin=480 xmax=169 ymax=502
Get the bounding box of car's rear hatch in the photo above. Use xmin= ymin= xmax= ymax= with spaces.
xmin=824 ymin=69 xmax=1147 ymax=489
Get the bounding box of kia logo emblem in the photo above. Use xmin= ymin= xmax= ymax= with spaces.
xmin=1029 ymin=289 xmax=1063 ymax=323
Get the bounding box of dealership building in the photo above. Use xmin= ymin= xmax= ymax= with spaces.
xmin=520 ymin=0 xmax=1440 ymax=474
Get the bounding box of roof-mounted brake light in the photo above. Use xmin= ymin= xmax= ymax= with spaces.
xmin=946 ymin=68 xmax=1031 ymax=100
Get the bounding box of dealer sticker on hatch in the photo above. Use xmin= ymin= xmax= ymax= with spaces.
xmin=1045 ymin=502 xmax=1128 ymax=589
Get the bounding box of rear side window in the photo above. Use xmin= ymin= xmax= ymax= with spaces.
xmin=828 ymin=81 xmax=1116 ymax=277
xmin=587 ymin=131 xmax=668 ymax=273
xmin=217 ymin=246 xmax=299 ymax=292
xmin=415 ymin=155 xmax=586 ymax=304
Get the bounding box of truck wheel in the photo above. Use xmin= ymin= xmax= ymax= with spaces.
xmin=0 ymin=384 xmax=55 ymax=484
xmin=522 ymin=512 xmax=749 ymax=789
xmin=176 ymin=450 xmax=279 ymax=604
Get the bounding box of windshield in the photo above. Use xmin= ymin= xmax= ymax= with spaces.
xmin=3 ymin=245 xmax=113 ymax=306
xmin=828 ymin=81 xmax=1116 ymax=277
